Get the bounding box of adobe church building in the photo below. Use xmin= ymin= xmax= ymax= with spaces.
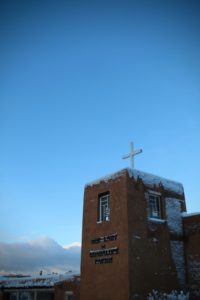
xmin=80 ymin=168 xmax=200 ymax=300
xmin=1 ymin=141 xmax=199 ymax=300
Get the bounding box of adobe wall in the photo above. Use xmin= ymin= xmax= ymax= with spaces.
xmin=183 ymin=214 xmax=200 ymax=299
xmin=80 ymin=171 xmax=130 ymax=300
xmin=80 ymin=169 xmax=187 ymax=300
xmin=126 ymin=173 xmax=186 ymax=299
xmin=54 ymin=276 xmax=80 ymax=300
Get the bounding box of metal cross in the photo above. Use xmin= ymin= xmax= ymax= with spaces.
xmin=122 ymin=142 xmax=143 ymax=170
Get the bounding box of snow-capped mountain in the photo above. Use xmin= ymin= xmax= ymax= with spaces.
xmin=0 ymin=237 xmax=81 ymax=275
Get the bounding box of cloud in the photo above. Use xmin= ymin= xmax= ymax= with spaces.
xmin=63 ymin=242 xmax=81 ymax=250
xmin=0 ymin=237 xmax=80 ymax=275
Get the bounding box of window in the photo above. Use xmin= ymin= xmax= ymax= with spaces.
xmin=64 ymin=292 xmax=73 ymax=300
xmin=20 ymin=292 xmax=30 ymax=300
xmin=98 ymin=193 xmax=110 ymax=222
xmin=10 ymin=293 xmax=17 ymax=300
xmin=149 ymin=193 xmax=161 ymax=219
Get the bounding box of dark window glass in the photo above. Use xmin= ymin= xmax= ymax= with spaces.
xmin=98 ymin=193 xmax=110 ymax=222
xmin=149 ymin=194 xmax=161 ymax=219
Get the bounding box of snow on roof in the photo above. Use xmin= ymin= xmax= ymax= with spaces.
xmin=85 ymin=169 xmax=126 ymax=188
xmin=86 ymin=168 xmax=184 ymax=195
xmin=0 ymin=273 xmax=79 ymax=289
xmin=182 ymin=212 xmax=200 ymax=218
xmin=129 ymin=169 xmax=184 ymax=195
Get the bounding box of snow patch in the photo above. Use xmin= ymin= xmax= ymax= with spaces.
xmin=182 ymin=212 xmax=200 ymax=218
xmin=128 ymin=169 xmax=184 ymax=195
xmin=133 ymin=235 xmax=141 ymax=240
xmin=147 ymin=290 xmax=189 ymax=300
xmin=165 ymin=198 xmax=185 ymax=287
xmin=148 ymin=218 xmax=166 ymax=224
xmin=85 ymin=169 xmax=126 ymax=187
xmin=165 ymin=198 xmax=183 ymax=235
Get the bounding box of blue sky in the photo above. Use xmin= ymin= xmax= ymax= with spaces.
xmin=0 ymin=0 xmax=200 ymax=247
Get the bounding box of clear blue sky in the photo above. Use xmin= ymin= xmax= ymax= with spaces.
xmin=1 ymin=0 xmax=200 ymax=247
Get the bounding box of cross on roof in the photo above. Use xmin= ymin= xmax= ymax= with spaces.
xmin=122 ymin=142 xmax=143 ymax=170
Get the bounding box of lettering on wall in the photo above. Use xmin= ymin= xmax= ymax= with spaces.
xmin=89 ymin=233 xmax=118 ymax=264
xmin=91 ymin=233 xmax=117 ymax=244
xmin=95 ymin=257 xmax=113 ymax=264
xmin=90 ymin=246 xmax=119 ymax=257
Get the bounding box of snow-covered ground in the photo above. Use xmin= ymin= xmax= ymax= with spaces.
xmin=147 ymin=289 xmax=189 ymax=300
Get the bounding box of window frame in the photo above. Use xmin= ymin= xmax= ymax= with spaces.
xmin=98 ymin=193 xmax=110 ymax=223
xmin=10 ymin=293 xmax=18 ymax=300
xmin=148 ymin=191 xmax=162 ymax=219
xmin=64 ymin=291 xmax=74 ymax=300
xmin=19 ymin=292 xmax=30 ymax=300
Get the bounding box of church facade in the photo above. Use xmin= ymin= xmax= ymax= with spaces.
xmin=1 ymin=168 xmax=199 ymax=300
xmin=80 ymin=168 xmax=200 ymax=300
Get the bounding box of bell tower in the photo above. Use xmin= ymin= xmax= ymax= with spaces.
xmin=80 ymin=168 xmax=186 ymax=300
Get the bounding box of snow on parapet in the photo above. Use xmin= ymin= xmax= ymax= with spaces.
xmin=85 ymin=169 xmax=127 ymax=187
xmin=128 ymin=169 xmax=184 ymax=195
xmin=86 ymin=168 xmax=184 ymax=195
xmin=182 ymin=212 xmax=200 ymax=218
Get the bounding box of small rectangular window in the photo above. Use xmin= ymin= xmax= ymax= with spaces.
xmin=64 ymin=292 xmax=73 ymax=300
xmin=10 ymin=293 xmax=17 ymax=300
xmin=98 ymin=193 xmax=110 ymax=222
xmin=20 ymin=292 xmax=30 ymax=300
xmin=149 ymin=193 xmax=161 ymax=219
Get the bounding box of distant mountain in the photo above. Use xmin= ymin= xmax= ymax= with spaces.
xmin=0 ymin=237 xmax=81 ymax=275
xmin=63 ymin=242 xmax=81 ymax=250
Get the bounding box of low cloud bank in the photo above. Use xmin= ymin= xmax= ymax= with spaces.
xmin=0 ymin=237 xmax=81 ymax=275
